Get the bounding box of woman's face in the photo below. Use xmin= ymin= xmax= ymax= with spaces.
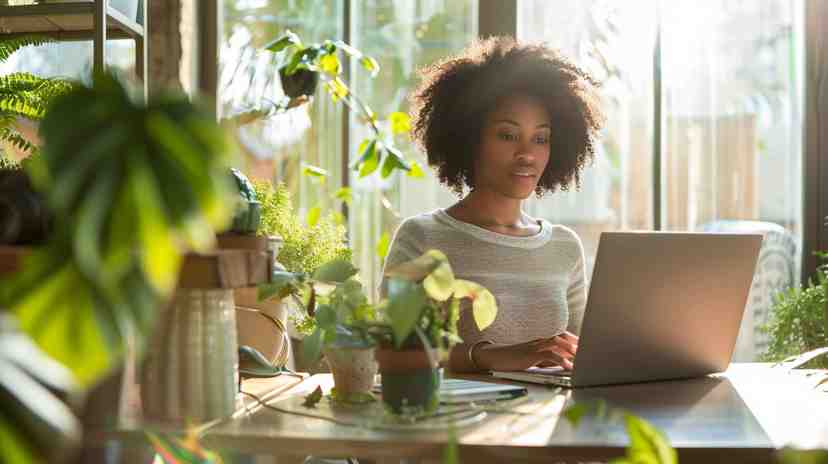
xmin=473 ymin=94 xmax=552 ymax=200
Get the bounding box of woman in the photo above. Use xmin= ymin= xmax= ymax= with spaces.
xmin=382 ymin=36 xmax=605 ymax=373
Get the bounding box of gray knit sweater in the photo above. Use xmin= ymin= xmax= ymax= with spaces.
xmin=380 ymin=209 xmax=587 ymax=347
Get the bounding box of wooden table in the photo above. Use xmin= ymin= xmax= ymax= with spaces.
xmin=177 ymin=364 xmax=827 ymax=463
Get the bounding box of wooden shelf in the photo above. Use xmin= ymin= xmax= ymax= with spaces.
xmin=0 ymin=246 xmax=275 ymax=289
xmin=0 ymin=2 xmax=143 ymax=40
xmin=0 ymin=0 xmax=147 ymax=93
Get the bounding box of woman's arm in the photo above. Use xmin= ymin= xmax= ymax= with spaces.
xmin=448 ymin=334 xmax=578 ymax=373
xmin=566 ymin=236 xmax=588 ymax=335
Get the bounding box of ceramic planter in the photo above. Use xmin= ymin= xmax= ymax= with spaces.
xmin=324 ymin=346 xmax=377 ymax=399
xmin=375 ymin=347 xmax=441 ymax=414
xmin=141 ymin=288 xmax=238 ymax=422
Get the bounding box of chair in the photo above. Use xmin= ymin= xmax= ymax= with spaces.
xmin=700 ymin=220 xmax=799 ymax=362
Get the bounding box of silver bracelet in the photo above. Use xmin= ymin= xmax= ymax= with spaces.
xmin=468 ymin=339 xmax=494 ymax=371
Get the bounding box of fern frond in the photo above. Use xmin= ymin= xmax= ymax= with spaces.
xmin=0 ymin=126 xmax=36 ymax=154
xmin=0 ymin=153 xmax=21 ymax=170
xmin=0 ymin=74 xmax=75 ymax=119
xmin=0 ymin=35 xmax=53 ymax=63
xmin=0 ymin=91 xmax=45 ymax=119
xmin=0 ymin=72 xmax=46 ymax=93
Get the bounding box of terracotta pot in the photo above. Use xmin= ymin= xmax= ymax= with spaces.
xmin=324 ymin=346 xmax=377 ymax=397
xmin=375 ymin=348 xmax=441 ymax=414
xmin=234 ymin=286 xmax=290 ymax=367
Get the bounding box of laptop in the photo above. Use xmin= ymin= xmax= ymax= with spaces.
xmin=492 ymin=231 xmax=763 ymax=388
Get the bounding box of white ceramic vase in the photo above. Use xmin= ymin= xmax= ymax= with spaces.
xmin=141 ymin=288 xmax=239 ymax=422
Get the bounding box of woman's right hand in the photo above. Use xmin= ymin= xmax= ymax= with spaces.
xmin=473 ymin=332 xmax=578 ymax=371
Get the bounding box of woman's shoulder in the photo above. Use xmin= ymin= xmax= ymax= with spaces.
xmin=539 ymin=221 xmax=582 ymax=244
xmin=537 ymin=220 xmax=585 ymax=258
xmin=394 ymin=210 xmax=448 ymax=238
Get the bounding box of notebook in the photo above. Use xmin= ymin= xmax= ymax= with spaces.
xmin=491 ymin=367 xmax=573 ymax=387
xmin=439 ymin=378 xmax=528 ymax=404
xmin=373 ymin=378 xmax=528 ymax=404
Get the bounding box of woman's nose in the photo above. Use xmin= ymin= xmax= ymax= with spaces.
xmin=515 ymin=146 xmax=535 ymax=163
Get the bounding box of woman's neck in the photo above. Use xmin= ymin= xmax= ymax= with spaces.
xmin=448 ymin=189 xmax=528 ymax=229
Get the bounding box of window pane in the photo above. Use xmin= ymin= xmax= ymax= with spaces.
xmin=220 ymin=0 xmax=345 ymax=216
xmin=518 ymin=0 xmax=657 ymax=276
xmin=0 ymin=40 xmax=135 ymax=160
xmin=349 ymin=0 xmax=478 ymax=297
xmin=661 ymin=1 xmax=802 ymax=243
xmin=661 ymin=0 xmax=804 ymax=360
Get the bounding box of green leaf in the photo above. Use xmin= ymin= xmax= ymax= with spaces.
xmin=452 ymin=280 xmax=498 ymax=330
xmin=334 ymin=187 xmax=352 ymax=205
xmin=312 ymin=259 xmax=358 ymax=283
xmin=777 ymin=448 xmax=828 ymax=464
xmin=562 ymin=403 xmax=589 ymax=427
xmin=307 ymin=206 xmax=321 ymax=228
xmin=14 ymin=263 xmax=112 ymax=387
xmin=423 ymin=259 xmax=455 ymax=303
xmin=360 ymin=56 xmax=380 ymax=77
xmin=385 ymin=249 xmax=448 ymax=282
xmin=258 ymin=271 xmax=300 ymax=301
xmin=130 ymin=162 xmax=182 ymax=297
xmin=380 ymin=146 xmax=410 ymax=179
xmin=407 ymin=160 xmax=426 ymax=178
xmin=302 ymin=164 xmax=329 ymax=179
xmin=355 ymin=140 xmax=379 ymax=177
xmin=443 ymin=424 xmax=459 ymax=464
xmin=0 ymin=417 xmax=38 ymax=464
xmin=319 ymin=54 xmax=341 ymax=75
xmin=325 ymin=77 xmax=349 ymax=102
xmin=386 ymin=280 xmax=427 ymax=348
xmin=389 ymin=112 xmax=411 ymax=134
xmin=302 ymin=329 xmax=325 ymax=368
xmin=314 ymin=304 xmax=337 ymax=329
xmin=376 ymin=231 xmax=391 ymax=261
xmin=264 ymin=30 xmax=302 ymax=52
xmin=303 ymin=385 xmax=324 ymax=408
xmin=624 ymin=414 xmax=677 ymax=464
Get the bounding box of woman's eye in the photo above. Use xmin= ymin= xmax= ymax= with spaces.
xmin=497 ymin=132 xmax=519 ymax=141
xmin=534 ymin=135 xmax=550 ymax=144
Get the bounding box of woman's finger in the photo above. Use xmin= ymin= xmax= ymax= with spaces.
xmin=535 ymin=350 xmax=572 ymax=370
xmin=553 ymin=337 xmax=578 ymax=357
xmin=558 ymin=331 xmax=580 ymax=343
xmin=537 ymin=344 xmax=574 ymax=362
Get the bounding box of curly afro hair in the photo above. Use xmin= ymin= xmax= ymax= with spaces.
xmin=410 ymin=36 xmax=605 ymax=196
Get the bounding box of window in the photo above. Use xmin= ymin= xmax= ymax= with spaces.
xmin=0 ymin=40 xmax=135 ymax=159
xmin=349 ymin=1 xmax=478 ymax=295
xmin=519 ymin=0 xmax=657 ymax=275
xmin=220 ymin=0 xmax=477 ymax=296
xmin=219 ymin=1 xmax=805 ymax=323
xmin=518 ymin=0 xmax=804 ymax=285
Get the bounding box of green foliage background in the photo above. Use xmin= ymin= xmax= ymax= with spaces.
xmin=761 ymin=270 xmax=828 ymax=369
xmin=254 ymin=180 xmax=350 ymax=274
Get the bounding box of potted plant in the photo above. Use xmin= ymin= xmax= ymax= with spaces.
xmin=316 ymin=278 xmax=378 ymax=404
xmin=258 ymin=256 xmax=380 ymax=402
xmin=0 ymin=71 xmax=235 ymax=460
xmin=226 ymin=30 xmax=424 ymax=182
xmin=375 ymin=250 xmax=498 ymax=414
xmin=761 ymin=252 xmax=828 ymax=368
xmin=238 ymin=179 xmax=351 ymax=371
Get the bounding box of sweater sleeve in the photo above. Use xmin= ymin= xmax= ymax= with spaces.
xmin=378 ymin=219 xmax=423 ymax=298
xmin=566 ymin=236 xmax=588 ymax=335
